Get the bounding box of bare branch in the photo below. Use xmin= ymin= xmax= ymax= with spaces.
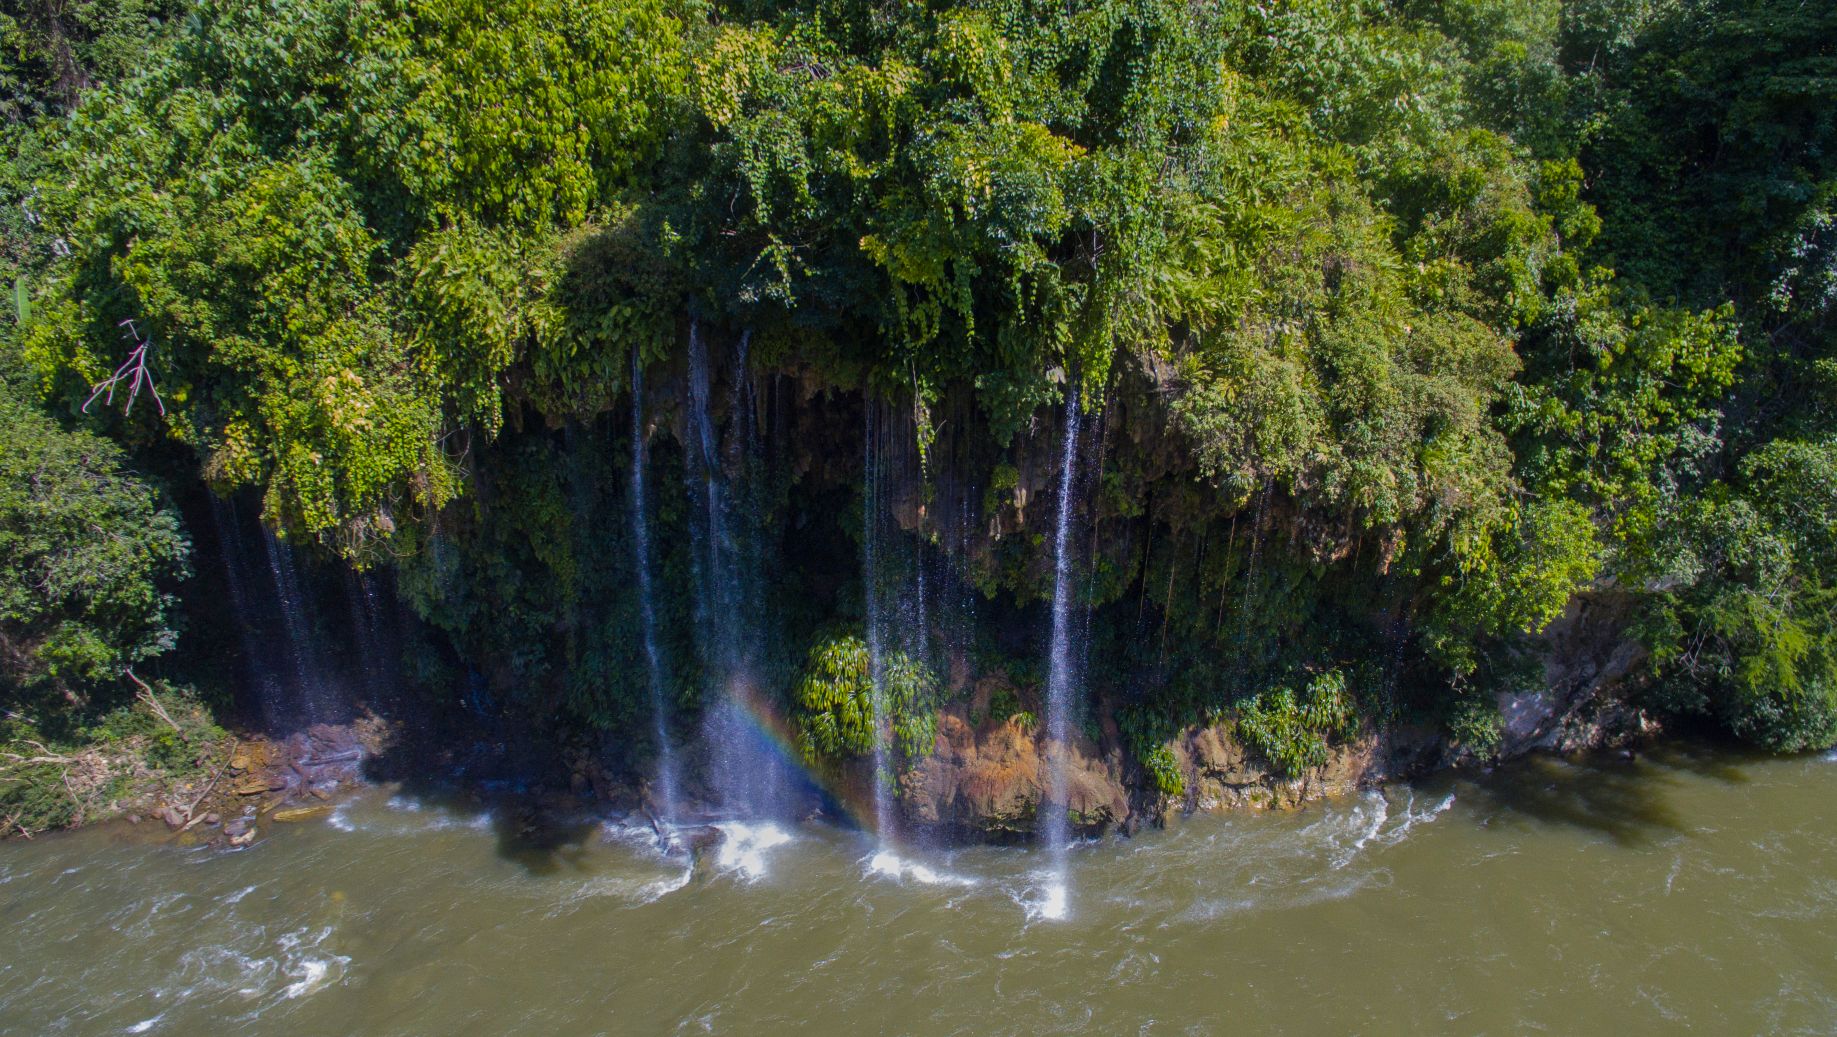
xmin=123 ymin=669 xmax=183 ymax=736
xmin=82 ymin=318 xmax=166 ymax=417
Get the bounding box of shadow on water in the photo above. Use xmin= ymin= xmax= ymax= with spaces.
xmin=1467 ymin=742 xmax=1753 ymax=847
xmin=355 ymin=708 xmax=619 ymax=877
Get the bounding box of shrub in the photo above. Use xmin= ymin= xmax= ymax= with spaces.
xmin=1236 ymin=670 xmax=1359 ymax=777
xmin=0 ymin=382 xmax=189 ymax=718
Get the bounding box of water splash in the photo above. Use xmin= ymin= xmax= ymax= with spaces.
xmin=1041 ymin=387 xmax=1084 ymax=916
xmin=864 ymin=848 xmax=976 ymax=887
xmin=630 ymin=348 xmax=680 ymax=823
xmin=712 ymin=821 xmax=794 ymax=882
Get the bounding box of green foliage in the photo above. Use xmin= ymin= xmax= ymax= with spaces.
xmin=1235 ymin=670 xmax=1359 ymax=777
xmin=793 ymin=632 xmax=937 ymax=765
xmin=1445 ymin=693 xmax=1505 ymax=758
xmin=0 ymin=377 xmax=189 ymax=706
xmin=8 ymin=0 xmax=1837 ymax=770
xmin=0 ymin=0 xmax=184 ymax=121
xmin=18 ymin=0 xmax=687 ymax=557
xmin=1116 ymin=703 xmax=1185 ymax=797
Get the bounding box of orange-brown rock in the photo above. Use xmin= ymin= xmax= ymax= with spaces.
xmin=901 ymin=705 xmax=1129 ymax=836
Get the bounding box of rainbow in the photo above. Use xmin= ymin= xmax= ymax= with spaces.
xmin=718 ymin=677 xmax=885 ymax=834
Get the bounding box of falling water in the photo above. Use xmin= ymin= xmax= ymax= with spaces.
xmin=630 ymin=349 xmax=681 ymax=823
xmin=862 ymin=403 xmax=895 ymax=843
xmin=343 ymin=570 xmax=394 ymax=700
xmin=260 ymin=527 xmax=329 ymax=720
xmin=685 ymin=321 xmax=794 ymax=818
xmin=209 ymin=493 xmax=349 ymax=727
xmin=209 ymin=495 xmax=286 ymax=728
xmin=1041 ymin=387 xmax=1084 ymax=918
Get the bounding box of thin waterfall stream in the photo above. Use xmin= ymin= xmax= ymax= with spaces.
xmin=630 ymin=348 xmax=681 ymax=826
xmin=863 ymin=403 xmax=895 ymax=847
xmin=1040 ymin=387 xmax=1084 ymax=919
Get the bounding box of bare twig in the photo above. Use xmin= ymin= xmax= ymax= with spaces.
xmin=123 ymin=669 xmax=183 ymax=736
xmin=81 ymin=318 xmax=165 ymax=417
xmin=0 ymin=740 xmax=76 ymax=766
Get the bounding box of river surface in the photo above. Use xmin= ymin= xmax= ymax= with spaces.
xmin=3 ymin=744 xmax=1836 ymax=1035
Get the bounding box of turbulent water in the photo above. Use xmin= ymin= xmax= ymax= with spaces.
xmin=5 ymin=746 xmax=1837 ymax=1035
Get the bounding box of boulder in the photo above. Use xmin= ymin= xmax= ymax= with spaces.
xmin=1173 ymin=723 xmax=1392 ymax=815
xmin=901 ymin=705 xmax=1129 ymax=836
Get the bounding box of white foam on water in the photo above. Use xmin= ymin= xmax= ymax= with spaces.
xmin=712 ymin=821 xmax=793 ymax=882
xmin=602 ymin=819 xmax=688 ymax=859
xmin=125 ymin=1014 xmax=164 ymax=1033
xmin=281 ymin=958 xmax=341 ymax=1000
xmin=339 ymin=794 xmax=494 ymax=835
xmin=1321 ymin=789 xmax=1456 ymax=869
xmin=1327 ymin=792 xmax=1391 ymax=869
xmin=1013 ymin=878 xmax=1070 ymax=922
xmin=221 ymin=884 xmax=259 ymax=906
xmin=550 ymin=861 xmax=695 ymax=916
xmin=1380 ymin=791 xmax=1456 ymax=849
xmin=862 ymin=849 xmax=976 ymax=887
xmin=638 ymin=867 xmax=695 ymax=901
xmin=275 ymin=927 xmax=348 ymax=1000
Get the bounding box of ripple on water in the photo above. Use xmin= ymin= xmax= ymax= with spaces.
xmin=158 ymin=923 xmax=348 ymax=1018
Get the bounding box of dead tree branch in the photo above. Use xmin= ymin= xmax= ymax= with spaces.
xmin=82 ymin=318 xmax=165 ymax=417
xmin=123 ymin=669 xmax=183 ymax=736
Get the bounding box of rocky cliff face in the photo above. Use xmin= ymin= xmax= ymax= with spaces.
xmin=892 ymin=671 xmax=1451 ymax=837
xmin=900 ymin=704 xmax=1130 ymax=837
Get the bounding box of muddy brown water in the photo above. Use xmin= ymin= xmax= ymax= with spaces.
xmin=2 ymin=744 xmax=1835 ymax=1035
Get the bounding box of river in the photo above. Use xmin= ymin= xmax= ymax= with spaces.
xmin=3 ymin=744 xmax=1835 ymax=1035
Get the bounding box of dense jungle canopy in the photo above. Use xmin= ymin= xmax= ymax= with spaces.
xmin=3 ymin=0 xmax=1835 ymax=792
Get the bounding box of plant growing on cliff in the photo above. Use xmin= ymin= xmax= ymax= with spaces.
xmin=1236 ymin=671 xmax=1359 ymax=778
xmin=793 ymin=633 xmax=937 ymax=766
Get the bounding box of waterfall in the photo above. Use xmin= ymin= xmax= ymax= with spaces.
xmin=262 ymin=527 xmax=322 ymax=718
xmin=1041 ymin=387 xmax=1084 ymax=918
xmin=863 ymin=403 xmax=895 ymax=843
xmin=685 ymin=320 xmax=794 ymax=818
xmin=209 ymin=495 xmax=286 ymax=728
xmin=343 ymin=569 xmax=394 ymax=700
xmin=630 ymin=348 xmax=681 ymax=823
xmin=208 ymin=494 xmax=348 ymax=728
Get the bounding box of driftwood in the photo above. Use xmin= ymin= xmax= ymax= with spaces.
xmin=178 ymin=740 xmax=237 ymax=831
xmin=298 ymin=751 xmax=361 ymax=767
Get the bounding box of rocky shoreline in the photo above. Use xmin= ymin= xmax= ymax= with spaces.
xmin=89 ymin=597 xmax=1661 ymax=851
xmin=118 ymin=718 xmax=388 ymax=849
